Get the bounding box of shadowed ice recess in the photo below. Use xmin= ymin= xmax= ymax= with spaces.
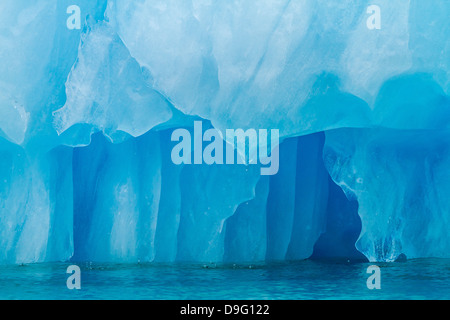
xmin=0 ymin=0 xmax=449 ymax=264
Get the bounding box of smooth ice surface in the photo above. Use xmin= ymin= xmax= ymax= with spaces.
xmin=0 ymin=1 xmax=449 ymax=264
xmin=325 ymin=128 xmax=450 ymax=262
xmin=53 ymin=20 xmax=172 ymax=142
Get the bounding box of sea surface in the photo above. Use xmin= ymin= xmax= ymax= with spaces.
xmin=0 ymin=258 xmax=448 ymax=300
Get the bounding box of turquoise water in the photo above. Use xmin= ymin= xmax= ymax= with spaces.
xmin=0 ymin=259 xmax=448 ymax=300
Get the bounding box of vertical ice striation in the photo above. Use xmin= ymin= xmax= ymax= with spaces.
xmin=153 ymin=130 xmax=184 ymax=262
xmin=175 ymin=133 xmax=262 ymax=262
xmin=224 ymin=176 xmax=270 ymax=263
xmin=265 ymin=138 xmax=298 ymax=260
xmin=0 ymin=0 xmax=106 ymax=264
xmin=285 ymin=134 xmax=329 ymax=260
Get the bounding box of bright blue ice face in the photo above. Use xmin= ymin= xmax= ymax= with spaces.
xmin=0 ymin=1 xmax=449 ymax=264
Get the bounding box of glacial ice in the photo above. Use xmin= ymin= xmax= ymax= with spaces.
xmin=324 ymin=128 xmax=450 ymax=261
xmin=0 ymin=0 xmax=449 ymax=264
xmin=53 ymin=19 xmax=173 ymax=142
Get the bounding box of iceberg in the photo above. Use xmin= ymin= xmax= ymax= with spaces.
xmin=0 ymin=0 xmax=449 ymax=264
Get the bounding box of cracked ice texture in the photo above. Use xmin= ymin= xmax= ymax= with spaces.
xmin=0 ymin=0 xmax=449 ymax=264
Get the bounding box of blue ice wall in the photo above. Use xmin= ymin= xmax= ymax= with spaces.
xmin=0 ymin=1 xmax=449 ymax=264
xmin=325 ymin=128 xmax=450 ymax=261
xmin=0 ymin=139 xmax=73 ymax=264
